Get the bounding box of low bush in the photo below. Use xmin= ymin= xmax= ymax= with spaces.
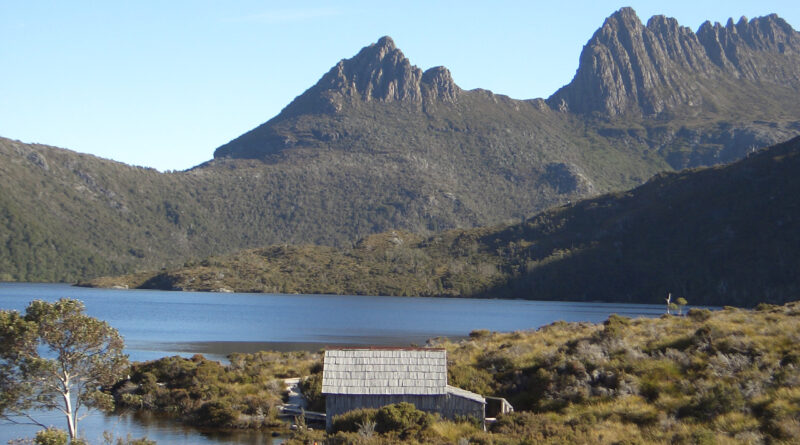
xmin=331 ymin=403 xmax=434 ymax=440
xmin=331 ymin=407 xmax=379 ymax=433
xmin=687 ymin=308 xmax=713 ymax=321
xmin=374 ymin=402 xmax=435 ymax=437
xmin=678 ymin=382 xmax=745 ymax=420
xmin=34 ymin=428 xmax=67 ymax=445
xmin=195 ymin=400 xmax=239 ymax=427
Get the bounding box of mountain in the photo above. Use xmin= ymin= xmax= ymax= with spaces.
xmin=86 ymin=136 xmax=800 ymax=307
xmin=3 ymin=8 xmax=800 ymax=282
xmin=218 ymin=10 xmax=800 ymax=170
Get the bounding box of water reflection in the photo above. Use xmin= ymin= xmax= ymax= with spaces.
xmin=0 ymin=410 xmax=287 ymax=445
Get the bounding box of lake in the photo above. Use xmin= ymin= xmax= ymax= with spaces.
xmin=0 ymin=283 xmax=669 ymax=444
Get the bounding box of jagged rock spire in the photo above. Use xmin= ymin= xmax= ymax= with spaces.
xmin=317 ymin=36 xmax=424 ymax=103
xmin=548 ymin=8 xmax=800 ymax=116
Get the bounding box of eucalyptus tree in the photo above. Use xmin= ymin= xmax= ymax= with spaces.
xmin=0 ymin=298 xmax=128 ymax=440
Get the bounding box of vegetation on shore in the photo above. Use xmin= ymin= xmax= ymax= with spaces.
xmin=86 ymin=135 xmax=800 ymax=306
xmin=102 ymin=301 xmax=800 ymax=444
xmin=431 ymin=302 xmax=800 ymax=444
xmin=109 ymin=351 xmax=320 ymax=430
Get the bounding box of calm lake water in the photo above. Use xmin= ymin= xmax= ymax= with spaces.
xmin=0 ymin=283 xmax=669 ymax=444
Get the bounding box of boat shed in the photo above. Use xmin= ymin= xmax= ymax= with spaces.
xmin=321 ymin=347 xmax=486 ymax=431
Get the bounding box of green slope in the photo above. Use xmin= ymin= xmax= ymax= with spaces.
xmin=86 ymin=136 xmax=800 ymax=307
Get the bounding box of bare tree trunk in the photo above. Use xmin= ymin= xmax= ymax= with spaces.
xmin=62 ymin=372 xmax=77 ymax=439
xmin=63 ymin=389 xmax=76 ymax=439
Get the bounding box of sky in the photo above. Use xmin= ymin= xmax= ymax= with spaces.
xmin=2 ymin=1 xmax=798 ymax=171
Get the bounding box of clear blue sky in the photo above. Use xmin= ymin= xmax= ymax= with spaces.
xmin=2 ymin=1 xmax=798 ymax=171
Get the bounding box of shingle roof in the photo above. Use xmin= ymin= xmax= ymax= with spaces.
xmin=322 ymin=348 xmax=447 ymax=395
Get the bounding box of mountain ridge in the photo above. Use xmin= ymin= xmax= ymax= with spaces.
xmin=214 ymin=10 xmax=800 ymax=173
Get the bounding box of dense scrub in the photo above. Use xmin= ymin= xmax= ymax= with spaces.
xmin=289 ymin=301 xmax=800 ymax=443
xmin=111 ymin=351 xmax=320 ymax=429
xmin=434 ymin=302 xmax=800 ymax=444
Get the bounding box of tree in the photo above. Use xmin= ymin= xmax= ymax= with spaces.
xmin=676 ymin=297 xmax=688 ymax=315
xmin=0 ymin=298 xmax=128 ymax=440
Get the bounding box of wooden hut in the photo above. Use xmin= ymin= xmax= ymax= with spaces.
xmin=321 ymin=347 xmax=486 ymax=431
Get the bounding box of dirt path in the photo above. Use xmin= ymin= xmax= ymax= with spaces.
xmin=283 ymin=377 xmax=307 ymax=411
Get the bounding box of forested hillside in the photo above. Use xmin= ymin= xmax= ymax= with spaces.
xmin=87 ymin=136 xmax=800 ymax=307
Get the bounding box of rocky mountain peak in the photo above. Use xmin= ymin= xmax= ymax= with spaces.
xmin=375 ymin=35 xmax=396 ymax=50
xmin=548 ymin=8 xmax=800 ymax=117
xmin=282 ymin=36 xmax=460 ymax=114
xmin=319 ymin=35 xmax=422 ymax=103
xmin=213 ymin=37 xmax=461 ymax=159
xmin=604 ymin=6 xmax=641 ymax=31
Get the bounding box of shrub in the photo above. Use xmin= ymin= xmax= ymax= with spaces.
xmin=374 ymin=402 xmax=434 ymax=437
xmin=331 ymin=408 xmax=379 ymax=433
xmin=679 ymin=382 xmax=745 ymax=421
xmin=448 ymin=364 xmax=494 ymax=395
xmin=195 ymin=400 xmax=239 ymax=427
xmin=300 ymin=372 xmax=325 ymax=412
xmin=430 ymin=419 xmax=480 ymax=442
xmin=600 ymin=314 xmax=630 ymax=339
xmin=469 ymin=329 xmax=492 ymax=339
xmin=477 ymin=351 xmax=515 ymax=374
xmin=34 ymin=428 xmax=67 ymax=445
xmin=780 ymin=351 xmax=800 ymax=367
xmin=712 ymin=412 xmax=760 ymax=435
xmin=687 ymin=308 xmax=713 ymax=321
xmin=614 ymin=397 xmax=660 ymax=425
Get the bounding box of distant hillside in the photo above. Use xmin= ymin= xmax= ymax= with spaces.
xmin=86 ymin=136 xmax=800 ymax=307
xmin=3 ymin=8 xmax=800 ymax=282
